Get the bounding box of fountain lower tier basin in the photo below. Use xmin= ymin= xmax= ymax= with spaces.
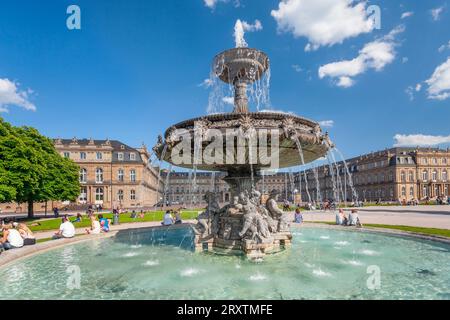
xmin=2 ymin=226 xmax=450 ymax=300
xmin=153 ymin=112 xmax=330 ymax=171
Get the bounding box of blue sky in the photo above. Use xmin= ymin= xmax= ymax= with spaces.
xmin=1 ymin=0 xmax=449 ymax=161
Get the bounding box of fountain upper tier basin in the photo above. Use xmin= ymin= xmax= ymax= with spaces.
xmin=154 ymin=111 xmax=330 ymax=172
xmin=214 ymin=48 xmax=269 ymax=84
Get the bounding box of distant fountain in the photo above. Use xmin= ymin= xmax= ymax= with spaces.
xmin=153 ymin=35 xmax=331 ymax=258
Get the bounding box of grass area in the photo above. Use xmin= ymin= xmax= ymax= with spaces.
xmin=308 ymin=221 xmax=450 ymax=238
xmin=26 ymin=210 xmax=200 ymax=233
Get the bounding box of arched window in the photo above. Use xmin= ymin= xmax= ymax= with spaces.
xmin=118 ymin=169 xmax=124 ymax=182
xmin=95 ymin=187 xmax=104 ymax=201
xmin=422 ymin=170 xmax=428 ymax=181
xmin=400 ymin=171 xmax=406 ymax=182
xmin=117 ymin=189 xmax=124 ymax=201
xmin=433 ymin=158 xmax=438 ymax=165
xmin=409 ymin=187 xmax=414 ymax=197
xmin=79 ymin=187 xmax=87 ymax=202
xmin=408 ymin=171 xmax=414 ymax=182
xmin=432 ymin=170 xmax=438 ymax=181
xmin=130 ymin=169 xmax=136 ymax=182
xmin=79 ymin=168 xmax=87 ymax=183
xmin=130 ymin=189 xmax=136 ymax=200
xmin=401 ymin=186 xmax=406 ymax=197
xmin=423 ymin=186 xmax=428 ymax=197
xmin=95 ymin=168 xmax=103 ymax=183
xmin=443 ymin=170 xmax=448 ymax=182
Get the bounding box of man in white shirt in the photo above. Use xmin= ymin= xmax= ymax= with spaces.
xmin=0 ymin=221 xmax=24 ymax=250
xmin=161 ymin=210 xmax=174 ymax=226
xmin=53 ymin=216 xmax=76 ymax=239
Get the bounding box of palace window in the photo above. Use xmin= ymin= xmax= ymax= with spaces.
xmin=96 ymin=152 xmax=103 ymax=160
xmin=445 ymin=185 xmax=449 ymax=196
xmin=130 ymin=189 xmax=136 ymax=200
xmin=95 ymin=168 xmax=103 ymax=183
xmin=95 ymin=187 xmax=104 ymax=201
xmin=423 ymin=186 xmax=428 ymax=197
xmin=79 ymin=168 xmax=87 ymax=183
xmin=118 ymin=152 xmax=124 ymax=161
xmin=400 ymin=171 xmax=406 ymax=182
xmin=80 ymin=152 xmax=86 ymax=160
xmin=79 ymin=187 xmax=87 ymax=202
xmin=422 ymin=158 xmax=428 ymax=165
xmin=443 ymin=158 xmax=448 ymax=165
xmin=410 ymin=186 xmax=414 ymax=197
xmin=130 ymin=153 xmax=136 ymax=161
xmin=118 ymin=169 xmax=124 ymax=182
xmin=422 ymin=170 xmax=428 ymax=181
xmin=63 ymin=152 xmax=70 ymax=159
xmin=401 ymin=187 xmax=406 ymax=197
xmin=443 ymin=170 xmax=448 ymax=182
xmin=432 ymin=170 xmax=438 ymax=181
xmin=130 ymin=169 xmax=136 ymax=182
xmin=409 ymin=171 xmax=414 ymax=182
xmin=118 ymin=189 xmax=124 ymax=201
xmin=433 ymin=158 xmax=438 ymax=165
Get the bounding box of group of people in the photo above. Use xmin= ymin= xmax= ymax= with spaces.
xmin=0 ymin=219 xmax=36 ymax=251
xmin=161 ymin=209 xmax=183 ymax=226
xmin=336 ymin=209 xmax=362 ymax=227
xmin=52 ymin=213 xmax=110 ymax=239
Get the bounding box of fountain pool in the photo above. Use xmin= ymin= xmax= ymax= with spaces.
xmin=1 ymin=226 xmax=449 ymax=300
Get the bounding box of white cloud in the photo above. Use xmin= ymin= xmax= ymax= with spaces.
xmin=402 ymin=57 xmax=409 ymax=63
xmin=318 ymin=26 xmax=404 ymax=87
xmin=405 ymin=86 xmax=414 ymax=101
xmin=394 ymin=134 xmax=450 ymax=147
xmin=0 ymin=78 xmax=36 ymax=113
xmin=438 ymin=41 xmax=450 ymax=53
xmin=425 ymin=57 xmax=450 ymax=100
xmin=401 ymin=11 xmax=414 ymax=19
xmin=415 ymin=83 xmax=422 ymax=91
xmin=292 ymin=64 xmax=303 ymax=72
xmin=319 ymin=120 xmax=334 ymax=128
xmin=431 ymin=6 xmax=445 ymax=21
xmin=271 ymin=0 xmax=375 ymax=50
xmin=234 ymin=19 xmax=263 ymax=47
xmin=222 ymin=96 xmax=234 ymax=105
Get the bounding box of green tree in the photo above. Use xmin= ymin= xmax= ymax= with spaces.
xmin=0 ymin=117 xmax=80 ymax=218
xmin=0 ymin=119 xmax=17 ymax=202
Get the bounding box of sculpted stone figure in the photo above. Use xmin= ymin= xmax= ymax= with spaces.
xmin=194 ymin=191 xmax=221 ymax=237
xmin=266 ymin=189 xmax=291 ymax=232
xmin=238 ymin=190 xmax=271 ymax=243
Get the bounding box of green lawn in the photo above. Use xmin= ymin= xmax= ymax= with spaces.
xmin=26 ymin=210 xmax=200 ymax=233
xmin=308 ymin=221 xmax=450 ymax=238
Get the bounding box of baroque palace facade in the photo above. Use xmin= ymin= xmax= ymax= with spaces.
xmin=0 ymin=138 xmax=164 ymax=213
xmin=295 ymin=147 xmax=450 ymax=203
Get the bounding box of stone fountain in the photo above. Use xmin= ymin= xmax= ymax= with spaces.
xmin=153 ymin=47 xmax=331 ymax=258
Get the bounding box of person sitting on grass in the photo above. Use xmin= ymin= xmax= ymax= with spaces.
xmin=85 ymin=215 xmax=101 ymax=235
xmin=161 ymin=210 xmax=174 ymax=226
xmin=130 ymin=210 xmax=137 ymax=219
xmin=174 ymin=210 xmax=182 ymax=224
xmin=348 ymin=209 xmax=360 ymax=226
xmin=336 ymin=209 xmax=345 ymax=225
xmin=13 ymin=222 xmax=36 ymax=245
xmin=53 ymin=216 xmax=76 ymax=239
xmin=294 ymin=208 xmax=303 ymax=224
xmin=72 ymin=213 xmax=83 ymax=223
xmin=0 ymin=220 xmax=24 ymax=251
xmin=98 ymin=214 xmax=110 ymax=232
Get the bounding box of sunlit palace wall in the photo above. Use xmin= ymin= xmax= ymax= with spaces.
xmin=295 ymin=147 xmax=450 ymax=203
xmin=0 ymin=138 xmax=164 ymax=213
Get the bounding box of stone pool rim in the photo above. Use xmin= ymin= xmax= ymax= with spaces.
xmin=1 ymin=222 xmax=449 ymax=269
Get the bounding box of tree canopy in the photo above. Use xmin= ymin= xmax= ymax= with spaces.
xmin=0 ymin=117 xmax=80 ymax=217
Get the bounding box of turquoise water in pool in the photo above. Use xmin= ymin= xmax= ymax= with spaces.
xmin=0 ymin=226 xmax=449 ymax=300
